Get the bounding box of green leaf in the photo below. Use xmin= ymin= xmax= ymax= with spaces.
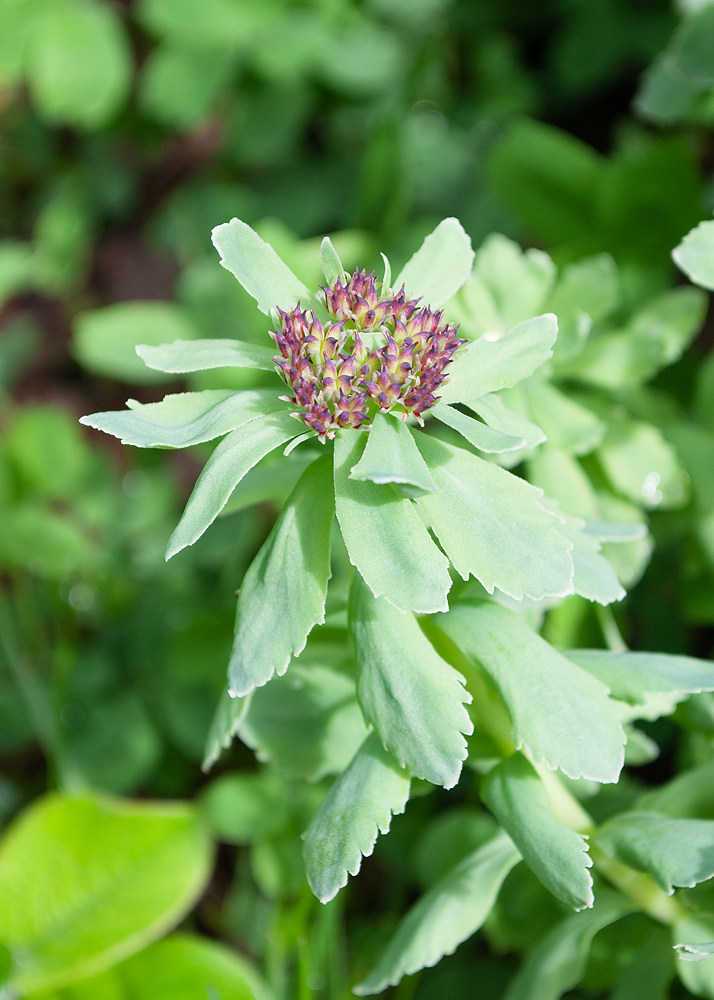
xmin=211 ymin=218 xmax=313 ymax=315
xmin=465 ymin=393 xmax=545 ymax=451
xmin=202 ymin=771 xmax=291 ymax=845
xmin=610 ymin=930 xmax=674 ymax=1000
xmin=439 ymin=314 xmax=557 ymax=406
xmin=166 ymin=410 xmax=301 ymax=559
xmin=136 ymin=338 xmax=276 ymax=374
xmin=27 ymin=0 xmax=132 ymax=129
xmin=415 ymin=434 xmax=574 ymax=601
xmin=0 ymin=793 xmax=212 ymax=995
xmin=80 ymin=389 xmax=286 ymax=448
xmin=674 ymin=220 xmax=714 ymax=290
xmin=302 ymin=731 xmax=410 ymax=903
xmin=675 ymin=915 xmax=714 ymax=999
xmin=73 ymin=303 xmax=199 ymax=384
xmin=395 ymin=217 xmax=474 ymax=308
xmin=333 ymin=429 xmax=451 ymax=614
xmin=237 ymin=663 xmax=369 ymax=783
xmin=594 ymin=811 xmax=714 ymax=895
xmin=597 ymin=418 xmax=689 ymax=510
xmin=202 ymin=688 xmax=252 ymax=772
xmin=540 ymin=503 xmax=625 ymax=606
xmin=521 ymin=378 xmax=605 ymax=455
xmin=546 ymin=254 xmax=620 ymax=354
xmin=349 ymin=413 xmax=437 ymax=494
xmin=139 ymin=45 xmax=236 ymax=129
xmin=220 ymin=453 xmax=316 ymax=516
xmin=354 ymin=831 xmax=521 ymax=994
xmin=437 ymin=602 xmax=625 ymax=783
xmin=227 ymin=456 xmax=334 ymax=696
xmin=504 ymin=893 xmax=634 ymax=1000
xmin=319 ymin=236 xmax=345 ymax=285
xmin=349 ymin=576 xmax=473 ymax=789
xmin=431 ymin=403 xmax=526 ymax=453
xmin=565 ymin=649 xmax=714 ymax=705
xmin=472 ymin=233 xmax=556 ymax=330
xmin=482 ymin=753 xmax=593 ymax=910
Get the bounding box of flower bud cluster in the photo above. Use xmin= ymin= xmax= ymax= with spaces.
xmin=270 ymin=269 xmax=465 ymax=440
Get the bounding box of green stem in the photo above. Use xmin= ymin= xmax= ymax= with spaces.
xmin=596 ymin=605 xmax=628 ymax=653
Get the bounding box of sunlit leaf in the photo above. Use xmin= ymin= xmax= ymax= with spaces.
xmin=540 ymin=502 xmax=625 ymax=605
xmin=598 ymin=418 xmax=689 ymax=510
xmin=202 ymin=688 xmax=252 ymax=772
xmin=137 ymin=338 xmax=276 ymax=374
xmin=566 ymin=649 xmax=714 ymax=705
xmin=465 ymin=393 xmax=545 ymax=450
xmin=673 ymin=219 xmax=714 ymax=291
xmin=319 ymin=236 xmax=345 ymax=285
xmin=303 ymin=731 xmax=410 ymax=903
xmin=395 ymin=218 xmax=474 ymax=308
xmin=431 ymin=403 xmax=525 ymax=453
xmin=472 ymin=233 xmax=556 ymax=330
xmin=349 ymin=413 xmax=437 ymax=494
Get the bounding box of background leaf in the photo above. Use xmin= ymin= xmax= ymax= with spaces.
xmin=395 ymin=217 xmax=474 ymax=307
xmin=136 ymin=338 xmax=276 ymax=374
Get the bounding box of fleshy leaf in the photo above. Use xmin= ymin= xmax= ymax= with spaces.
xmin=354 ymin=831 xmax=521 ymax=995
xmin=137 ymin=338 xmax=277 ymax=374
xmin=597 ymin=417 xmax=689 ymax=510
xmin=482 ymin=753 xmax=593 ymax=910
xmin=349 ymin=576 xmax=473 ymax=789
xmin=349 ymin=413 xmax=437 ymax=494
xmin=465 ymin=393 xmax=545 ymax=450
xmin=237 ymin=664 xmax=369 ymax=783
xmin=439 ymin=313 xmax=557 ymax=405
xmin=638 ymin=759 xmax=714 ymax=818
xmin=594 ymin=811 xmax=714 ymax=895
xmin=166 ymin=410 xmax=301 ymax=559
xmin=673 ymin=219 xmax=714 ymax=291
xmin=504 ymin=893 xmax=634 ymax=1000
xmin=520 ymin=377 xmax=605 ymax=455
xmin=333 ymin=429 xmax=451 ymax=614
xmin=319 ymin=236 xmax=346 ymax=285
xmin=437 ymin=602 xmax=626 ymax=783
xmin=202 ymin=688 xmax=252 ymax=772
xmin=302 ymin=731 xmax=410 ymax=904
xmin=415 ymin=434 xmax=574 ymax=600
xmin=211 ymin=218 xmax=312 ymax=314
xmin=540 ymin=501 xmax=625 ymax=605
xmin=395 ymin=217 xmax=474 ymax=308
xmin=675 ymin=916 xmax=714 ymax=998
xmin=81 ymin=389 xmax=285 ymax=449
xmin=227 ymin=456 xmax=334 ymax=696
xmin=431 ymin=403 xmax=526 ymax=453
xmin=472 ymin=233 xmax=556 ymax=330
xmin=566 ymin=649 xmax=714 ymax=705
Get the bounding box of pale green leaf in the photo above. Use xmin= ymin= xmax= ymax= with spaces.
xmin=610 ymin=930 xmax=673 ymax=1000
xmin=594 ymin=811 xmax=714 ymax=894
xmin=137 ymin=338 xmax=276 ymax=374
xmin=395 ymin=217 xmax=474 ymax=308
xmin=465 ymin=393 xmax=545 ymax=451
xmin=202 ymin=771 xmax=291 ymax=845
xmin=526 ymin=446 xmax=599 ymax=520
xmin=333 ymin=430 xmax=451 ymax=614
xmin=415 ymin=434 xmax=574 ymax=601
xmin=139 ymin=45 xmax=236 ymax=129
xmin=0 ymin=794 xmax=212 ymax=995
xmin=220 ymin=454 xmax=316 ymax=516
xmin=675 ymin=937 xmax=714 ymax=962
xmin=504 ymin=893 xmax=634 ymax=1000
xmin=319 ymin=236 xmax=345 ymax=285
xmin=675 ymin=916 xmax=714 ymax=1000
xmin=349 ymin=413 xmax=437 ymax=494
xmin=482 ymin=753 xmax=593 ymax=910
xmin=237 ymin=664 xmax=369 ymax=783
xmin=437 ymin=602 xmax=626 ymax=782
xmin=202 ymin=688 xmax=252 ymax=772
xmin=598 ymin=418 xmax=689 ymax=510
xmin=303 ymin=732 xmax=410 ymax=903
xmin=227 ymin=456 xmax=334 ymax=696
xmin=81 ymin=389 xmax=285 ymax=448
xmin=566 ymin=649 xmax=714 ymax=705
xmin=521 ymin=378 xmax=605 ymax=455
xmin=540 ymin=502 xmax=625 ymax=605
xmin=349 ymin=576 xmax=473 ymax=789
xmin=546 ymin=254 xmax=620 ymax=340
xmin=673 ymin=219 xmax=714 ymax=290
xmin=354 ymin=831 xmax=521 ymax=995
xmin=473 ymin=233 xmax=556 ymax=330
xmin=166 ymin=411 xmax=301 ymax=559
xmin=439 ymin=314 xmax=557 ymax=405
xmin=211 ymin=218 xmax=312 ymax=314
xmin=431 ymin=403 xmax=525 ymax=453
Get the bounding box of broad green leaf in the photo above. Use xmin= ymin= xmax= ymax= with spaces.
xmin=439 ymin=314 xmax=557 ymax=405
xmin=540 ymin=503 xmax=625 ymax=605
xmin=521 ymin=378 xmax=605 ymax=455
xmin=220 ymin=454 xmax=316 ymax=516
xmin=610 ymin=930 xmax=674 ymax=1000
xmin=675 ymin=916 xmax=714 ymax=998
xmin=211 ymin=218 xmax=312 ymax=314
xmin=673 ymin=219 xmax=714 ymax=290
xmin=227 ymin=456 xmax=334 ymax=695
xmin=546 ymin=254 xmax=620 ymax=350
xmin=42 ymin=934 xmax=272 ymax=1000
xmin=437 ymin=602 xmax=625 ymax=782
xmin=465 ymin=393 xmax=545 ymax=451
xmin=594 ymin=811 xmax=714 ymax=895
xmin=504 ymin=893 xmax=634 ymax=1000
xmin=598 ymin=418 xmax=689 ymax=510
xmin=202 ymin=771 xmax=291 ymax=845
xmin=482 ymin=753 xmax=593 ymax=910
xmin=354 ymin=831 xmax=521 ymax=995
xmin=566 ymin=649 xmax=714 ymax=705
xmin=319 ymin=236 xmax=345 ymax=285
xmin=0 ymin=793 xmax=212 ymax=995
xmin=473 ymin=233 xmax=556 ymax=330
xmin=237 ymin=664 xmax=369 ymax=782
xmin=349 ymin=577 xmax=473 ymax=789
xmin=349 ymin=413 xmax=437 ymax=494
xmin=302 ymin=731 xmax=410 ymax=903
xmin=81 ymin=389 xmax=285 ymax=448
xmin=395 ymin=218 xmax=474 ymax=308
xmin=27 ymin=0 xmax=132 ymax=129
xmin=166 ymin=410 xmax=300 ymax=559
xmin=415 ymin=434 xmax=574 ymax=601
xmin=638 ymin=759 xmax=714 ymax=819
xmin=431 ymin=403 xmax=525 ymax=453
xmin=137 ymin=338 xmax=276 ymax=374
xmin=413 ymin=809 xmax=500 ymax=889
xmin=137 ymin=0 xmax=273 ymax=49
xmin=73 ymin=303 xmax=199 ymax=384
xmin=202 ymin=688 xmax=252 ymax=772
xmin=0 ymin=502 xmax=93 ymax=579
xmin=139 ymin=45 xmax=236 ymax=129
xmin=333 ymin=430 xmax=451 ymax=614
xmin=526 ymin=446 xmax=599 ymax=520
